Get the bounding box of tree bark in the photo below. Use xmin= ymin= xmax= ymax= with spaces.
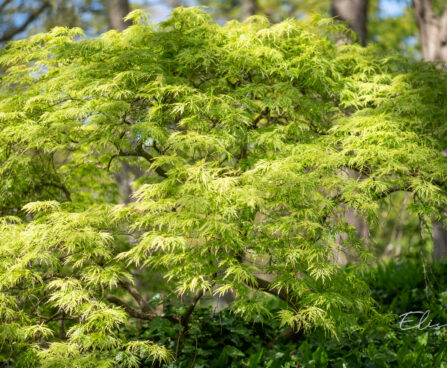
xmin=433 ymin=222 xmax=447 ymax=260
xmin=412 ymin=2 xmax=447 ymax=260
xmin=106 ymin=0 xmax=131 ymax=31
xmin=413 ymin=0 xmax=447 ymax=62
xmin=432 ymin=152 xmax=447 ymax=262
xmin=331 ymin=0 xmax=368 ymax=46
xmin=242 ymin=0 xmax=258 ymax=20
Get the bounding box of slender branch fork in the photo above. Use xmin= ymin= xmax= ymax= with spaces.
xmin=102 ymin=142 xmax=168 ymax=178
xmin=106 ymin=281 xmax=207 ymax=328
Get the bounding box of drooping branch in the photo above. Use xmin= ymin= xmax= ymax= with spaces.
xmin=107 ymin=296 xmax=156 ymax=320
xmin=112 ymin=280 xmax=184 ymax=324
xmin=118 ymin=279 xmax=151 ymax=314
xmin=107 ymin=295 xmax=179 ymax=323
xmin=234 ymin=250 xmax=297 ymax=308
xmin=253 ymin=275 xmax=295 ymax=307
xmin=34 ymin=182 xmax=72 ymax=202
xmin=113 ymin=143 xmax=168 ymax=178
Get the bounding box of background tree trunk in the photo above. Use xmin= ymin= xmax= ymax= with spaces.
xmin=413 ymin=0 xmax=447 ymax=62
xmin=433 ymin=222 xmax=447 ymax=260
xmin=329 ymin=1 xmax=370 ymax=262
xmin=242 ymin=0 xmax=258 ymax=19
xmin=432 ymin=148 xmax=447 ymax=260
xmin=331 ymin=0 xmax=368 ymax=46
xmin=106 ymin=0 xmax=131 ymax=31
xmin=105 ymin=0 xmax=138 ymax=205
xmin=413 ymin=1 xmax=447 ymax=260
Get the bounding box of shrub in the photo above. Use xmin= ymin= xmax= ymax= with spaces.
xmin=0 ymin=7 xmax=446 ymax=366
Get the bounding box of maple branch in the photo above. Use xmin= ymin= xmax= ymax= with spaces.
xmin=180 ymin=289 xmax=204 ymax=328
xmin=107 ymin=296 xmax=179 ymax=323
xmin=118 ymin=280 xmax=151 ymax=314
xmin=38 ymin=182 xmax=72 ymax=202
xmin=107 ymin=296 xmax=156 ymax=320
xmin=117 ymin=143 xmax=167 ymax=178
xmin=253 ymin=275 xmax=295 ymax=307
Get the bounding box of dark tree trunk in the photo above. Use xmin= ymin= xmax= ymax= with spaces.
xmin=106 ymin=0 xmax=131 ymax=31
xmin=331 ymin=0 xmax=368 ymax=46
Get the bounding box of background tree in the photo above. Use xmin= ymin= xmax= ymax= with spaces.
xmin=413 ymin=0 xmax=447 ymax=62
xmin=407 ymin=0 xmax=447 ymax=260
xmin=106 ymin=0 xmax=131 ymax=30
xmin=331 ymin=0 xmax=368 ymax=45
xmin=0 ymin=0 xmax=134 ymax=45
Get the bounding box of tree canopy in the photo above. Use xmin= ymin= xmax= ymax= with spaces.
xmin=0 ymin=7 xmax=446 ymax=366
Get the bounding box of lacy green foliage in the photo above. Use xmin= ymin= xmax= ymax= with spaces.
xmin=126 ymin=260 xmax=447 ymax=367
xmin=0 ymin=7 xmax=446 ymax=365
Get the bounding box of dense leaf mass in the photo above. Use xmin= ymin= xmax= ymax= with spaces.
xmin=0 ymin=7 xmax=446 ymax=366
